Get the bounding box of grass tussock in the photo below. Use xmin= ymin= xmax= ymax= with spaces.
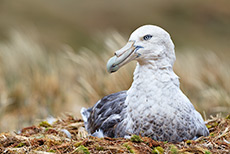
xmin=175 ymin=50 xmax=230 ymax=117
xmin=0 ymin=29 xmax=229 ymax=132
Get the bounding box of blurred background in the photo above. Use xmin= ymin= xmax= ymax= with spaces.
xmin=0 ymin=0 xmax=230 ymax=132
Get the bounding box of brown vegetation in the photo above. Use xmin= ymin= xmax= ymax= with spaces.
xmin=0 ymin=0 xmax=230 ymax=134
xmin=0 ymin=114 xmax=229 ymax=153
xmin=0 ymin=30 xmax=230 ymax=132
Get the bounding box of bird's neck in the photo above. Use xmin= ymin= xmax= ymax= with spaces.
xmin=125 ymin=60 xmax=180 ymax=106
xmin=133 ymin=59 xmax=179 ymax=86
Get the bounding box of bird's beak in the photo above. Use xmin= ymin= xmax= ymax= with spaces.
xmin=107 ymin=41 xmax=143 ymax=73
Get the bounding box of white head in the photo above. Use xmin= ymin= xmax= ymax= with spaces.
xmin=107 ymin=25 xmax=176 ymax=73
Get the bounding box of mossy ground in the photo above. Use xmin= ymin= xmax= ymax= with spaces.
xmin=0 ymin=114 xmax=229 ymax=153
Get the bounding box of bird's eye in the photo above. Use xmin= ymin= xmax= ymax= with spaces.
xmin=143 ymin=35 xmax=152 ymax=41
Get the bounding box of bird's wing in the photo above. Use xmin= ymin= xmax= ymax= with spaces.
xmin=81 ymin=91 xmax=127 ymax=138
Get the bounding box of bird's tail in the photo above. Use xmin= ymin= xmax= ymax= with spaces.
xmin=80 ymin=107 xmax=91 ymax=131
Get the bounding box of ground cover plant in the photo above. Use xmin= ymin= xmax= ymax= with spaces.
xmin=0 ymin=114 xmax=229 ymax=153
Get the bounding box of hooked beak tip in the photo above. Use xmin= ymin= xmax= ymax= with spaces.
xmin=106 ymin=56 xmax=119 ymax=73
xmin=106 ymin=40 xmax=143 ymax=73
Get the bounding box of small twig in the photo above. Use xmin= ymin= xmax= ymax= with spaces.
xmin=216 ymin=127 xmax=229 ymax=139
xmin=223 ymin=138 xmax=230 ymax=144
xmin=54 ymin=146 xmax=62 ymax=154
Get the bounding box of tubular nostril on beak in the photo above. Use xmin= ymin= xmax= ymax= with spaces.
xmin=114 ymin=51 xmax=121 ymax=57
xmin=115 ymin=50 xmax=124 ymax=57
xmin=113 ymin=41 xmax=136 ymax=58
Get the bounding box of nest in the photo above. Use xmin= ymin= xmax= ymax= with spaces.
xmin=0 ymin=114 xmax=229 ymax=154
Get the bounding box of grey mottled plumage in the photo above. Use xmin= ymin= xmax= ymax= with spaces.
xmin=81 ymin=91 xmax=127 ymax=138
xmin=81 ymin=25 xmax=209 ymax=142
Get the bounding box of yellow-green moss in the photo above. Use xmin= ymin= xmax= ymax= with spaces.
xmin=210 ymin=133 xmax=214 ymax=136
xmin=186 ymin=140 xmax=192 ymax=144
xmin=169 ymin=145 xmax=179 ymax=154
xmin=39 ymin=121 xmax=52 ymax=128
xmin=205 ymin=150 xmax=211 ymax=154
xmin=130 ymin=135 xmax=143 ymax=143
xmin=75 ymin=145 xmax=90 ymax=154
xmin=152 ymin=146 xmax=164 ymax=154
xmin=96 ymin=145 xmax=104 ymax=151
xmin=14 ymin=142 xmax=25 ymax=148
xmin=123 ymin=142 xmax=134 ymax=153
xmin=48 ymin=149 xmax=56 ymax=153
xmin=74 ymin=141 xmax=83 ymax=147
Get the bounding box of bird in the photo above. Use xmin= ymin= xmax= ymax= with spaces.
xmin=81 ymin=25 xmax=209 ymax=142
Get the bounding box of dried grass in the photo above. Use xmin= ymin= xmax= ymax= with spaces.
xmin=0 ymin=29 xmax=229 ymax=132
xmin=0 ymin=114 xmax=229 ymax=153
